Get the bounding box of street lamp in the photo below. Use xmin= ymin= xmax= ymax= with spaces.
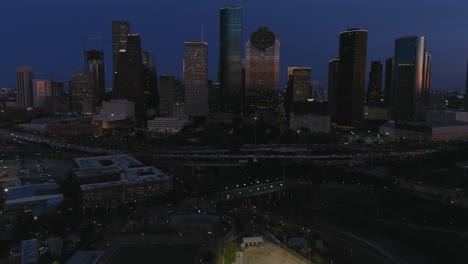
xmin=253 ymin=117 xmax=258 ymax=145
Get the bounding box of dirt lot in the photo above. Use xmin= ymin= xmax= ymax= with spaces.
xmin=242 ymin=241 xmax=306 ymax=264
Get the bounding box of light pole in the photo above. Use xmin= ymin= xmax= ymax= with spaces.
xmin=253 ymin=117 xmax=258 ymax=145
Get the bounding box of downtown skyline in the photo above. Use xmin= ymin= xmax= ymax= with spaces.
xmin=1 ymin=0 xmax=467 ymax=91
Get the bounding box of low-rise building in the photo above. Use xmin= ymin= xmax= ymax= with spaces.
xmin=380 ymin=120 xmax=468 ymax=141
xmin=289 ymin=101 xmax=330 ymax=133
xmin=3 ymin=183 xmax=63 ymax=215
xmin=74 ymin=155 xmax=173 ymax=208
xmin=147 ymin=117 xmax=188 ymax=133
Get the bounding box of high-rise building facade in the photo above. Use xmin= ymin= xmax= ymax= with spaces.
xmin=112 ymin=21 xmax=130 ymax=82
xmin=392 ymin=36 xmax=431 ymax=121
xmin=32 ymin=80 xmax=51 ymax=108
xmin=159 ymin=75 xmax=175 ymax=117
xmin=16 ymin=67 xmax=34 ymax=107
xmin=291 ymin=68 xmax=312 ymax=102
xmin=384 ymin=58 xmax=395 ymax=108
xmin=245 ymin=27 xmax=280 ymax=90
xmin=465 ymin=59 xmax=468 ymax=111
xmin=336 ymin=28 xmax=368 ymax=126
xmin=220 ymin=7 xmax=243 ymax=113
xmin=85 ymin=49 xmax=105 ymax=112
xmin=113 ymin=34 xmax=145 ymax=118
xmin=142 ymin=51 xmax=159 ymax=117
xmin=69 ymin=71 xmax=92 ymax=113
xmin=184 ymin=41 xmax=209 ymax=116
xmin=366 ymin=61 xmax=383 ymax=106
xmin=328 ymin=59 xmax=340 ymax=122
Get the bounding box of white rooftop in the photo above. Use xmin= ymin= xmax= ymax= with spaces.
xmin=74 ymin=155 xmax=143 ymax=170
xmin=80 ymin=166 xmax=171 ymax=191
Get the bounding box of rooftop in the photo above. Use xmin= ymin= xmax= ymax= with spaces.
xmin=66 ymin=251 xmax=103 ymax=264
xmin=74 ymin=155 xmax=143 ymax=170
xmin=80 ymin=166 xmax=171 ymax=191
xmin=5 ymin=183 xmax=62 ymax=205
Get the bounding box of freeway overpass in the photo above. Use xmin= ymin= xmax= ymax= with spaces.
xmin=214 ymin=181 xmax=287 ymax=200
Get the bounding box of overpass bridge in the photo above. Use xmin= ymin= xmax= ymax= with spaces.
xmin=214 ymin=181 xmax=287 ymax=201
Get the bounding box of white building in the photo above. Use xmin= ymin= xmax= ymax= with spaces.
xmin=4 ymin=183 xmax=64 ymax=215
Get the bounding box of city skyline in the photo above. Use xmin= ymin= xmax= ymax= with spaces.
xmin=1 ymin=0 xmax=467 ymax=92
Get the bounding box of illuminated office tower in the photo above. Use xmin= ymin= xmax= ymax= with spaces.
xmin=245 ymin=27 xmax=280 ymax=90
xmin=32 ymin=79 xmax=51 ymax=108
xmin=85 ymin=49 xmax=105 ymax=112
xmin=142 ymin=51 xmax=159 ymax=116
xmin=336 ymin=28 xmax=368 ymax=126
xmin=114 ymin=34 xmax=145 ymax=118
xmin=112 ymin=21 xmax=130 ymax=84
xmin=366 ymin=61 xmax=383 ymax=106
xmin=184 ymin=41 xmax=209 ymax=116
xmin=328 ymin=59 xmax=340 ymax=122
xmin=392 ymin=36 xmax=431 ymax=121
xmin=69 ymin=71 xmax=92 ymax=113
xmin=220 ymin=6 xmax=243 ymax=113
xmin=16 ymin=67 xmax=34 ymax=107
xmin=384 ymin=58 xmax=395 ymax=108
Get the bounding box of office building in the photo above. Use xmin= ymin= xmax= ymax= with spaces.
xmin=69 ymin=71 xmax=93 ymax=113
xmin=367 ymin=61 xmax=383 ymax=106
xmin=159 ymin=74 xmax=176 ymax=116
xmin=16 ymin=67 xmax=34 ymax=107
xmin=85 ymin=49 xmax=105 ymax=112
xmin=335 ymin=28 xmax=368 ymax=126
xmin=220 ymin=6 xmax=243 ymax=113
xmin=384 ymin=58 xmax=395 ymax=107
xmin=142 ymin=51 xmax=159 ymax=117
xmin=32 ymin=80 xmax=51 ymax=108
xmin=184 ymin=41 xmax=209 ymax=116
xmin=113 ymin=34 xmax=145 ymax=118
xmin=245 ymin=27 xmax=280 ymax=90
xmin=112 ymin=21 xmax=130 ymax=83
xmin=465 ymin=59 xmax=468 ymax=111
xmin=392 ymin=36 xmax=431 ymax=121
xmin=328 ymin=59 xmax=340 ymax=122
xmin=284 ymin=67 xmax=311 ymax=116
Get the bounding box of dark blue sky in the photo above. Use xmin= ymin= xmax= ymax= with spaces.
xmin=1 ymin=0 xmax=467 ymax=91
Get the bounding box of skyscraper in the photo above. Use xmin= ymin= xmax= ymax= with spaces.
xmin=32 ymin=80 xmax=51 ymax=108
xmin=142 ymin=51 xmax=159 ymax=117
xmin=85 ymin=49 xmax=105 ymax=112
xmin=366 ymin=61 xmax=383 ymax=106
xmin=69 ymin=71 xmax=92 ymax=113
xmin=159 ymin=74 xmax=175 ymax=117
xmin=220 ymin=7 xmax=243 ymax=113
xmin=112 ymin=21 xmax=130 ymax=83
xmin=291 ymin=68 xmax=312 ymax=102
xmin=114 ymin=34 xmax=145 ymax=118
xmin=184 ymin=41 xmax=209 ymax=116
xmin=384 ymin=58 xmax=395 ymax=108
xmin=392 ymin=36 xmax=431 ymax=121
xmin=465 ymin=59 xmax=468 ymax=111
xmin=16 ymin=67 xmax=34 ymax=107
xmin=336 ymin=28 xmax=368 ymax=126
xmin=328 ymin=59 xmax=340 ymax=122
xmin=245 ymin=27 xmax=280 ymax=90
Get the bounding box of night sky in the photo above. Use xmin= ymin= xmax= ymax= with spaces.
xmin=1 ymin=0 xmax=467 ymax=91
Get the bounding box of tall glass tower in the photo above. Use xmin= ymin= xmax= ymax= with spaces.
xmin=85 ymin=49 xmax=105 ymax=112
xmin=336 ymin=28 xmax=368 ymax=126
xmin=366 ymin=61 xmax=383 ymax=106
xmin=184 ymin=41 xmax=209 ymax=116
xmin=245 ymin=27 xmax=280 ymax=90
xmin=16 ymin=67 xmax=34 ymax=107
xmin=393 ymin=36 xmax=431 ymax=121
xmin=220 ymin=7 xmax=243 ymax=113
xmin=114 ymin=34 xmax=145 ymax=118
xmin=112 ymin=21 xmax=130 ymax=88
